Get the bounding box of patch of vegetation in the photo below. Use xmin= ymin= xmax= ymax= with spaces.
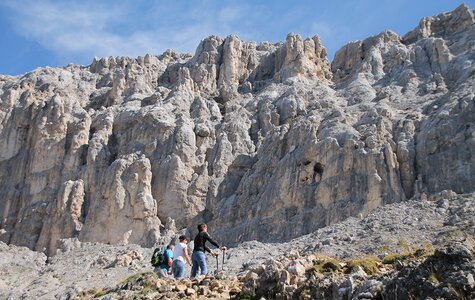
xmin=308 ymin=254 xmax=383 ymax=276
xmin=121 ymin=271 xmax=156 ymax=285
xmin=94 ymin=289 xmax=107 ymax=298
xmin=377 ymin=245 xmax=391 ymax=253
xmin=78 ymin=288 xmax=109 ymax=300
xmin=382 ymin=253 xmax=411 ymax=264
xmin=397 ymin=240 xmax=411 ymax=252
xmin=310 ymin=257 xmax=342 ymax=273
xmin=383 ymin=243 xmax=435 ymax=265
xmin=427 ymin=273 xmax=440 ymax=283
xmin=415 ymin=243 xmax=434 ymax=258
xmin=119 ymin=271 xmax=159 ymax=294
xmin=347 ymin=257 xmax=380 ymax=275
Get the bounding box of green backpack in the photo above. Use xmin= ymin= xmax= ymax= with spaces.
xmin=151 ymin=248 xmax=164 ymax=266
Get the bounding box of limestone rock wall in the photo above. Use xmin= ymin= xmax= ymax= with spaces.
xmin=0 ymin=5 xmax=473 ymax=253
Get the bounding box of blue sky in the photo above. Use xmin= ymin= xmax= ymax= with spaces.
xmin=0 ymin=1 xmax=472 ymax=75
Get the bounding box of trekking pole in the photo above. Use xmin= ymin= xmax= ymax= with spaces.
xmin=222 ymin=249 xmax=225 ymax=271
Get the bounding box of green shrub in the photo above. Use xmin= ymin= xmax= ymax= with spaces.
xmin=321 ymin=260 xmax=341 ymax=272
xmin=382 ymin=253 xmax=411 ymax=264
xmin=348 ymin=257 xmax=380 ymax=275
xmin=311 ymin=258 xmax=342 ymax=273
xmin=77 ymin=288 xmax=108 ymax=299
xmin=414 ymin=243 xmax=434 ymax=258
xmin=93 ymin=289 xmax=107 ymax=298
xmin=427 ymin=273 xmax=439 ymax=283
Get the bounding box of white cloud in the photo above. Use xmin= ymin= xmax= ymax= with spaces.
xmin=1 ymin=0 xmax=288 ymax=64
xmin=2 ymin=0 xmax=247 ymax=60
xmin=218 ymin=5 xmax=245 ymax=23
xmin=3 ymin=1 xmax=141 ymax=57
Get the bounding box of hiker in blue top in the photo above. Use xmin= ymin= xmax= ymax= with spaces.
xmin=154 ymin=244 xmax=174 ymax=278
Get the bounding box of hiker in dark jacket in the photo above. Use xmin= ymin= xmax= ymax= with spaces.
xmin=191 ymin=223 xmax=226 ymax=277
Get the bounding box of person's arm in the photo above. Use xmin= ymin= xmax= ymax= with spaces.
xmin=182 ymin=247 xmax=192 ymax=266
xmin=205 ymin=245 xmax=219 ymax=256
xmin=204 ymin=232 xmax=220 ymax=248
xmin=204 ymin=232 xmax=227 ymax=251
xmin=165 ymin=251 xmax=173 ymax=274
xmin=167 ymin=257 xmax=172 ymax=267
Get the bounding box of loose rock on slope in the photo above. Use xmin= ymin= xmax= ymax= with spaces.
xmin=1 ymin=190 xmax=474 ymax=299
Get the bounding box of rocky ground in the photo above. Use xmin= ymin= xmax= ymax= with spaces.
xmin=1 ymin=190 xmax=474 ymax=299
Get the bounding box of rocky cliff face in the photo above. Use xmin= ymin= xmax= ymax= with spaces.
xmin=0 ymin=5 xmax=474 ymax=255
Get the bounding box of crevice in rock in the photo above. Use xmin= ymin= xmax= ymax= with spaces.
xmin=215 ymin=43 xmax=224 ymax=89
xmin=63 ymin=124 xmax=74 ymax=155
xmin=80 ymin=191 xmax=89 ymax=225
xmin=205 ymin=147 xmax=215 ymax=176
xmin=411 ymin=121 xmax=424 ymax=198
xmin=79 ymin=144 xmax=88 ymax=166
xmin=249 ymin=52 xmax=276 ymax=82
xmin=107 ymin=133 xmax=118 ymax=166
xmin=217 ymin=103 xmax=226 ymax=117
xmin=313 ymin=162 xmax=324 ymax=183
xmin=248 ymin=121 xmax=260 ymax=149
xmin=88 ymin=127 xmax=96 ymax=140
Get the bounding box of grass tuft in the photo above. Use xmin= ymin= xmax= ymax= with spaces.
xmin=347 ymin=257 xmax=380 ymax=275
xmin=310 ymin=257 xmax=342 ymax=273
xmin=382 ymin=253 xmax=411 ymax=264
xmin=427 ymin=273 xmax=439 ymax=283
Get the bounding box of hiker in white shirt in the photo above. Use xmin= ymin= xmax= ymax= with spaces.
xmin=172 ymin=235 xmax=192 ymax=279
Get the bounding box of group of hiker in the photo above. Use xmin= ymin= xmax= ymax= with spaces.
xmin=151 ymin=223 xmax=227 ymax=279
